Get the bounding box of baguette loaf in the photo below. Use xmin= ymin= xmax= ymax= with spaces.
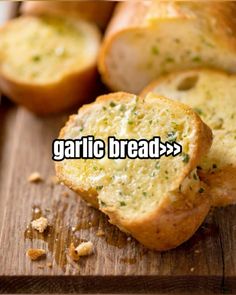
xmin=0 ymin=15 xmax=101 ymax=115
xmin=99 ymin=1 xmax=236 ymax=93
xmin=141 ymin=69 xmax=236 ymax=207
xmin=20 ymin=1 xmax=116 ymax=30
xmin=56 ymin=92 xmax=212 ymax=251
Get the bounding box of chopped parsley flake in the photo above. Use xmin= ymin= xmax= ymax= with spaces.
xmin=32 ymin=55 xmax=41 ymax=62
xmin=192 ymin=56 xmax=201 ymax=62
xmin=182 ymin=153 xmax=190 ymax=163
xmin=110 ymin=102 xmax=116 ymax=107
xmin=167 ymin=131 xmax=177 ymax=143
xmin=155 ymin=162 xmax=160 ymax=170
xmin=120 ymin=201 xmax=126 ymax=206
xmin=151 ymin=46 xmax=159 ymax=55
xmin=96 ymin=185 xmax=103 ymax=191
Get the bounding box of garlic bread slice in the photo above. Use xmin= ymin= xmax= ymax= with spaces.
xmin=99 ymin=2 xmax=236 ymax=93
xmin=0 ymin=15 xmax=101 ymax=115
xmin=142 ymin=69 xmax=236 ymax=207
xmin=56 ymin=92 xmax=212 ymax=250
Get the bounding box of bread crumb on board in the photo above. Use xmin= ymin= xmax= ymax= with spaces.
xmin=31 ymin=217 xmax=48 ymax=233
xmin=69 ymin=242 xmax=93 ymax=261
xmin=27 ymin=248 xmax=46 ymax=261
xmin=28 ymin=172 xmax=43 ymax=183
xmin=190 ymin=267 xmax=195 ymax=272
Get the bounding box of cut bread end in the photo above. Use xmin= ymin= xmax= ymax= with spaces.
xmin=56 ymin=92 xmax=212 ymax=250
xmin=0 ymin=15 xmax=101 ymax=114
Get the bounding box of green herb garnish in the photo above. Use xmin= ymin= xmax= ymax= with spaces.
xmin=182 ymin=153 xmax=190 ymax=163
xmin=110 ymin=102 xmax=116 ymax=107
xmin=120 ymin=201 xmax=126 ymax=206
xmin=167 ymin=131 xmax=177 ymax=143
xmin=151 ymin=46 xmax=159 ymax=55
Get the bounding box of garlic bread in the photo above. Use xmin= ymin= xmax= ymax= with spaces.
xmin=56 ymin=92 xmax=212 ymax=250
xmin=99 ymin=2 xmax=236 ymax=93
xmin=142 ymin=69 xmax=236 ymax=207
xmin=0 ymin=15 xmax=101 ymax=115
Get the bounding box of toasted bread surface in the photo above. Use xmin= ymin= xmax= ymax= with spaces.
xmin=0 ymin=15 xmax=101 ymax=115
xmin=21 ymin=1 xmax=116 ymax=29
xmin=99 ymin=2 xmax=236 ymax=93
xmin=56 ymin=92 xmax=212 ymax=250
xmin=141 ymin=69 xmax=236 ymax=207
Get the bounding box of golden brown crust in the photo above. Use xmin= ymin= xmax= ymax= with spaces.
xmin=0 ymin=65 xmax=97 ymax=115
xmin=0 ymin=16 xmax=101 ymax=115
xmin=56 ymin=92 xmax=212 ymax=251
xmin=20 ymin=1 xmax=116 ymax=29
xmin=199 ymin=167 xmax=236 ymax=207
xmin=98 ymin=2 xmax=236 ymax=91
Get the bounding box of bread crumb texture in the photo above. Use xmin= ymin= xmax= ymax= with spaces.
xmin=69 ymin=242 xmax=93 ymax=261
xmin=59 ymin=93 xmax=204 ymax=219
xmin=26 ymin=248 xmax=46 ymax=261
xmin=28 ymin=172 xmax=43 ymax=183
xmin=31 ymin=217 xmax=48 ymax=233
xmin=0 ymin=15 xmax=96 ymax=83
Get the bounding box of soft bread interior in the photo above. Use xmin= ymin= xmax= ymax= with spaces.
xmin=59 ymin=93 xmax=206 ymax=220
xmin=142 ymin=70 xmax=236 ymax=174
xmin=103 ymin=21 xmax=236 ymax=93
xmin=0 ymin=15 xmax=100 ymax=83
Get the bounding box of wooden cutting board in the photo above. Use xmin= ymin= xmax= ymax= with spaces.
xmin=0 ymin=97 xmax=236 ymax=294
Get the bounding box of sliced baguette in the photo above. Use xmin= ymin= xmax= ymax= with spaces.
xmin=0 ymin=15 xmax=101 ymax=115
xmin=141 ymin=69 xmax=236 ymax=207
xmin=20 ymin=1 xmax=116 ymax=30
xmin=99 ymin=2 xmax=236 ymax=94
xmin=56 ymin=92 xmax=212 ymax=251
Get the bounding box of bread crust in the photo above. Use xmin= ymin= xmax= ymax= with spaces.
xmin=98 ymin=2 xmax=236 ymax=92
xmin=0 ymin=16 xmax=101 ymax=115
xmin=141 ymin=68 xmax=236 ymax=207
xmin=56 ymin=92 xmax=212 ymax=250
xmin=20 ymin=1 xmax=116 ymax=29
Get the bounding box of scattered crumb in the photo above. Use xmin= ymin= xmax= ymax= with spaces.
xmin=96 ymin=229 xmax=105 ymax=237
xmin=27 ymin=248 xmax=46 ymax=261
xmin=31 ymin=217 xmax=48 ymax=233
xmin=71 ymin=226 xmax=76 ymax=233
xmin=69 ymin=243 xmax=80 ymax=261
xmin=28 ymin=172 xmax=43 ymax=183
xmin=127 ymin=237 xmax=132 ymax=242
xmin=194 ymin=249 xmax=200 ymax=254
xmin=47 ymin=262 xmax=52 ymax=268
xmin=190 ymin=267 xmax=195 ymax=272
xmin=49 ymin=175 xmax=60 ymax=185
xmin=38 ymin=265 xmax=44 ymax=269
xmin=69 ymin=242 xmax=93 ymax=261
xmin=75 ymin=241 xmax=93 ymax=257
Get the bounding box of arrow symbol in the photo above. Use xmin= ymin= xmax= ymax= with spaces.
xmin=159 ymin=142 xmax=167 ymax=156
xmin=166 ymin=142 xmax=174 ymax=156
xmin=173 ymin=142 xmax=182 ymax=156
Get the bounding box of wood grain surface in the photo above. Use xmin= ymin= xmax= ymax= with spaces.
xmin=0 ymin=96 xmax=235 ymax=294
